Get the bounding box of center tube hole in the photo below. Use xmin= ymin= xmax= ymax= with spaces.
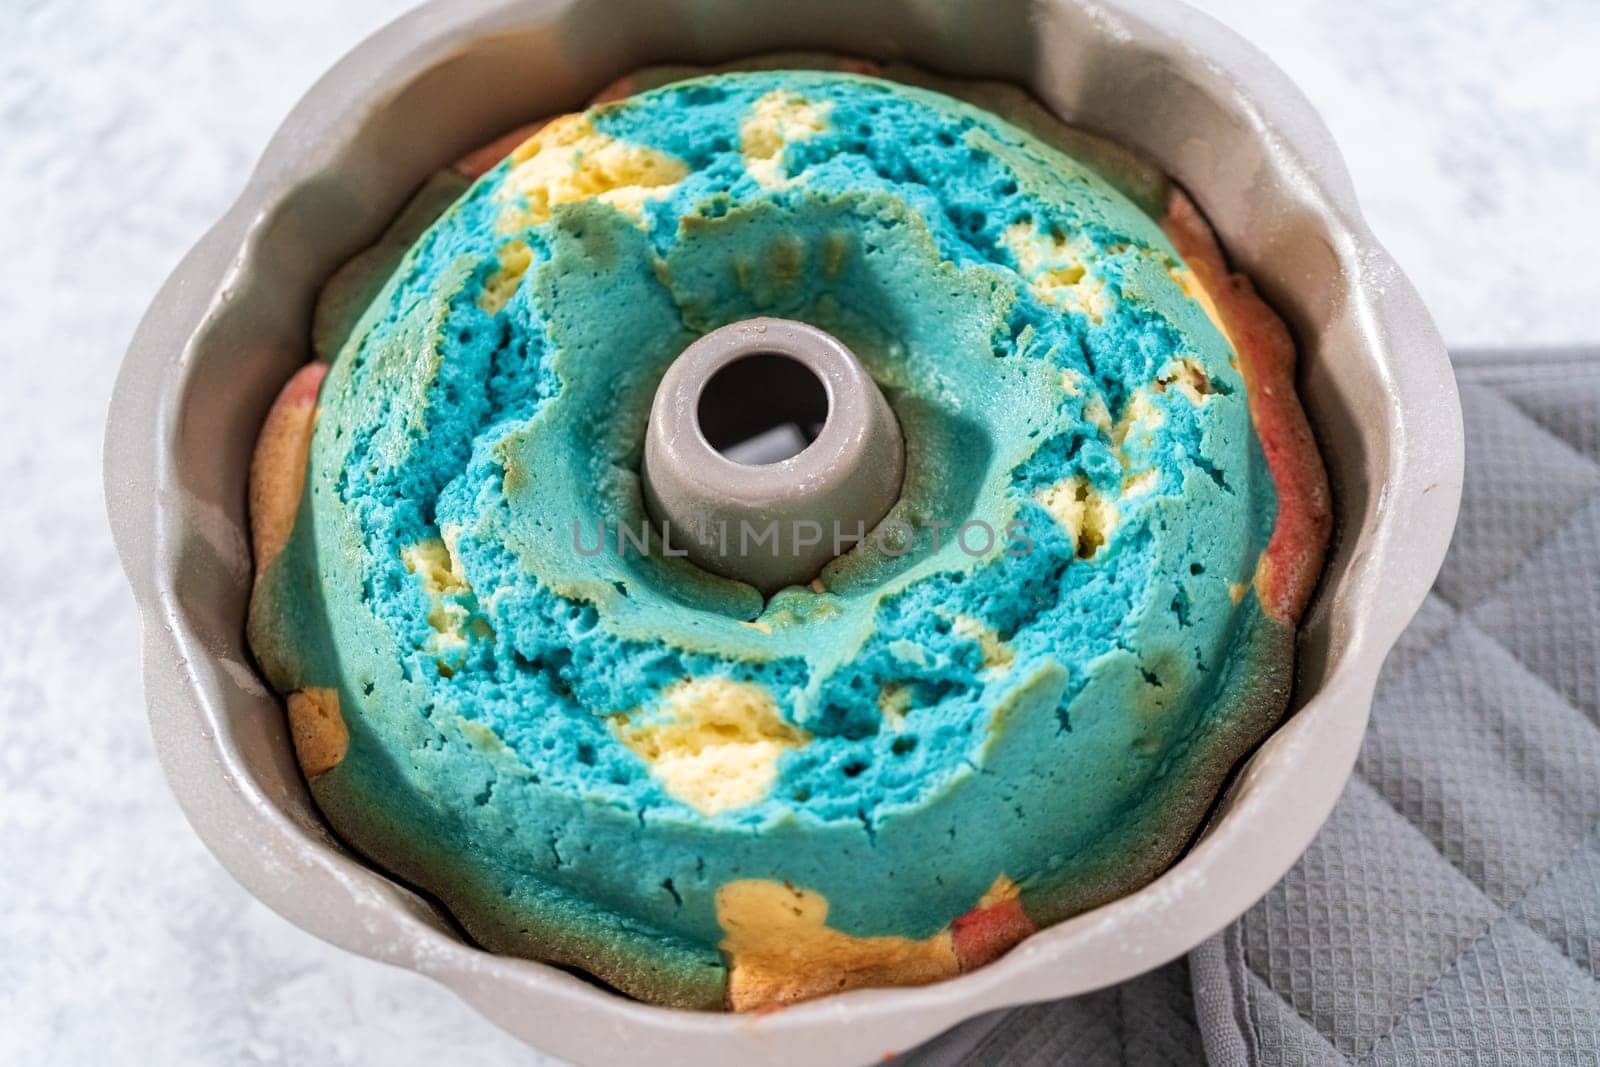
xmin=696 ymin=352 xmax=831 ymax=465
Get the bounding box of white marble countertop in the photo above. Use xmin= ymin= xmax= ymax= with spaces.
xmin=3 ymin=1 xmax=1595 ymax=1062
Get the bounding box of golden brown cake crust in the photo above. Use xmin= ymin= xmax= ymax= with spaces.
xmin=285 ymin=687 xmax=348 ymax=776
xmin=1160 ymin=189 xmax=1333 ymax=624
xmin=247 ymin=362 xmax=324 ymax=572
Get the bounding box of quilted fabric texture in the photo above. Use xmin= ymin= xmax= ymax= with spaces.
xmin=906 ymin=350 xmax=1600 ymax=1065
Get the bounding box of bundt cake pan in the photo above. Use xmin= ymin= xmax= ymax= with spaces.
xmin=104 ymin=0 xmax=1462 ymax=1062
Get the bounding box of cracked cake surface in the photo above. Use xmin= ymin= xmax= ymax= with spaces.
xmin=247 ymin=66 xmax=1330 ymax=1011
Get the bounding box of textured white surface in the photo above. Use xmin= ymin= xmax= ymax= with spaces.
xmin=1 ymin=1 xmax=1594 ymax=1063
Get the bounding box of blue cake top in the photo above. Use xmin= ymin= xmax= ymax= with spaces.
xmin=262 ymin=71 xmax=1277 ymax=971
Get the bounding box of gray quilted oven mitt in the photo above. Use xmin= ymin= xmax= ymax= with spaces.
xmin=908 ymin=349 xmax=1600 ymax=1066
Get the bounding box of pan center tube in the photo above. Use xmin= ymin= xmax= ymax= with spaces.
xmin=641 ymin=318 xmax=906 ymax=595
